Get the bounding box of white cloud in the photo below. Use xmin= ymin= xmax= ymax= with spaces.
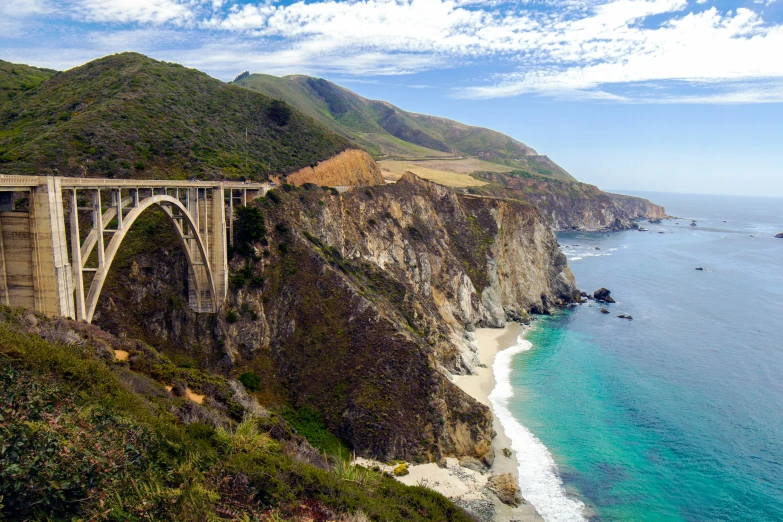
xmin=5 ymin=0 xmax=783 ymax=103
xmin=75 ymin=0 xmax=196 ymax=25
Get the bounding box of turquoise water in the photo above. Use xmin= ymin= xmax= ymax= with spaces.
xmin=508 ymin=193 xmax=783 ymax=521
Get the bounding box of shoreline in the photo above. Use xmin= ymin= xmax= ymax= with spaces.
xmin=454 ymin=324 xmax=544 ymax=522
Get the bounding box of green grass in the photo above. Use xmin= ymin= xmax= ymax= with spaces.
xmin=280 ymin=405 xmax=352 ymax=458
xmin=0 ymin=53 xmax=351 ymax=180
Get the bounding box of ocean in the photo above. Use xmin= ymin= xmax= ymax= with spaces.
xmin=499 ymin=192 xmax=783 ymax=521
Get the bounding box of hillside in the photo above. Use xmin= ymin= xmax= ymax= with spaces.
xmin=0 ymin=59 xmax=56 ymax=103
xmin=0 ymin=53 xmax=351 ymax=180
xmin=0 ymin=306 xmax=473 ymax=521
xmin=234 ymin=74 xmax=575 ymax=181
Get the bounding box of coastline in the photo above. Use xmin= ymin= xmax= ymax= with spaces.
xmin=454 ymin=324 xmax=543 ymax=522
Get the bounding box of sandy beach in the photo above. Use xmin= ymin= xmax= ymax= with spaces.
xmin=359 ymin=324 xmax=543 ymax=522
xmin=454 ymin=324 xmax=543 ymax=522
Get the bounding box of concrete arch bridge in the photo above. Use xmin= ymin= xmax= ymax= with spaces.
xmin=0 ymin=176 xmax=268 ymax=323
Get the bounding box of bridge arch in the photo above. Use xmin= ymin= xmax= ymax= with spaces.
xmin=83 ymin=194 xmax=218 ymax=323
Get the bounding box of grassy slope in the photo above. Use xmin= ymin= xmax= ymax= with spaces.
xmin=0 ymin=306 xmax=473 ymax=521
xmin=0 ymin=59 xmax=56 ymax=103
xmin=235 ymin=74 xmax=575 ymax=180
xmin=0 ymin=53 xmax=351 ymax=180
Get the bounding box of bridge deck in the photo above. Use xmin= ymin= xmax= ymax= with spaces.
xmin=0 ymin=175 xmax=269 ymax=191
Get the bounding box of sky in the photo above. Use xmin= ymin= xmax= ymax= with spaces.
xmin=1 ymin=0 xmax=783 ymax=196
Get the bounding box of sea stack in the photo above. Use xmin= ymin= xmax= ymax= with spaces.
xmin=594 ymin=288 xmax=616 ymax=303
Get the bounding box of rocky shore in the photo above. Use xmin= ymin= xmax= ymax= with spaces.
xmin=358 ymin=324 xmax=543 ymax=522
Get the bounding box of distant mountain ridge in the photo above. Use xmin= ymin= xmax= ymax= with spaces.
xmin=234 ymin=73 xmax=575 ymax=181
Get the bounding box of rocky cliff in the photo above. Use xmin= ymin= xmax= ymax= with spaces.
xmin=94 ymin=172 xmax=577 ymax=464
xmin=472 ymin=171 xmax=667 ymax=231
xmin=283 ymin=149 xmax=384 ymax=187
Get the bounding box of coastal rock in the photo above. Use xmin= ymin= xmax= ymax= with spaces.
xmin=459 ymin=456 xmax=487 ymax=473
xmin=600 ymin=308 xmax=610 ymax=314
xmin=649 ymin=218 xmax=663 ymax=224
xmin=695 ymin=267 xmax=705 ymax=271
xmin=775 ymin=232 xmax=783 ymax=238
xmin=502 ymin=448 xmax=512 ymax=458
xmin=486 ymin=473 xmax=522 ymax=507
xmin=618 ymin=314 xmax=632 ymax=319
xmin=594 ymin=288 xmax=616 ymax=303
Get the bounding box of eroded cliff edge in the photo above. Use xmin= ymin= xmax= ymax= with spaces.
xmin=95 ymin=172 xmax=578 ymax=463
xmin=472 ymin=171 xmax=667 ymax=231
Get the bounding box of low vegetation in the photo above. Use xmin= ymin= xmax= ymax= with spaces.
xmin=235 ymin=73 xmax=576 ymax=180
xmin=0 ymin=306 xmax=473 ymax=521
xmin=0 ymin=53 xmax=351 ymax=179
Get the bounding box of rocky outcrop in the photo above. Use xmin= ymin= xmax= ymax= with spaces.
xmin=594 ymin=288 xmax=616 ymax=303
xmin=487 ymin=473 xmax=522 ymax=506
xmin=775 ymin=232 xmax=783 ymax=238
xmin=93 ymin=172 xmax=578 ymax=464
xmin=284 ymin=149 xmax=384 ymax=187
xmin=220 ymin=173 xmax=577 ymax=461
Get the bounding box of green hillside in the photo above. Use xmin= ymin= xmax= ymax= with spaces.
xmin=0 ymin=59 xmax=56 ymax=103
xmin=235 ymin=74 xmax=575 ymax=181
xmin=0 ymin=53 xmax=351 ymax=180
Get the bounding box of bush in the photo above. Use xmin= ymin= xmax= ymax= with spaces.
xmin=393 ymin=463 xmax=410 ymax=476
xmin=266 ymin=99 xmax=292 ymax=126
xmin=225 ymin=310 xmax=238 ymax=324
xmin=266 ymin=190 xmax=282 ymax=204
xmin=239 ymin=371 xmax=261 ymax=392
xmin=280 ymin=405 xmax=350 ymax=457
xmin=234 ymin=206 xmax=266 ymax=255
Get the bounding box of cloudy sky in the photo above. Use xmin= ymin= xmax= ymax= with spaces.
xmin=2 ymin=0 xmax=783 ymax=196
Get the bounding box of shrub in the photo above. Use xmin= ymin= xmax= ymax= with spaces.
xmin=278 ymin=242 xmax=288 ymax=254
xmin=234 ymin=206 xmax=266 ymax=255
xmin=266 ymin=190 xmax=282 ymax=204
xmin=393 ymin=463 xmax=410 ymax=476
xmin=266 ymin=99 xmax=292 ymax=126
xmin=280 ymin=405 xmax=350 ymax=457
xmin=225 ymin=310 xmax=238 ymax=324
xmin=239 ymin=371 xmax=261 ymax=392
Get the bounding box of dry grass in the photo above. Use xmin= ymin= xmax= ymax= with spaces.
xmin=379 ymin=158 xmax=512 ymax=187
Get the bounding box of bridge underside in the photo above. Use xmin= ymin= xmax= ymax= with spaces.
xmin=0 ymin=176 xmax=266 ymax=323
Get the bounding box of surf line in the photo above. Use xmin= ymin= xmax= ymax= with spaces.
xmin=488 ymin=333 xmax=587 ymax=522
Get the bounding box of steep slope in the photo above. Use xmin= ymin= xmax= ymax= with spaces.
xmin=235 ymin=74 xmax=575 ymax=180
xmin=470 ymin=170 xmax=667 ymax=231
xmin=96 ymin=173 xmax=577 ymax=463
xmin=0 ymin=53 xmax=351 ymax=179
xmin=0 ymin=59 xmax=56 ymax=103
xmin=284 ymin=149 xmax=385 ymax=186
xmin=0 ymin=306 xmax=474 ymax=521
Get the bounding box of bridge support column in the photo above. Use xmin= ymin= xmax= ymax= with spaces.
xmin=29 ymin=177 xmax=75 ymax=318
xmin=210 ymin=186 xmax=227 ymax=308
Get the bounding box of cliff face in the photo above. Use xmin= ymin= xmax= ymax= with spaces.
xmin=472 ymin=171 xmax=667 ymax=231
xmin=527 ymin=191 xmax=667 ymax=231
xmin=283 ymin=149 xmax=385 ymax=187
xmin=219 ymin=173 xmax=577 ymax=461
xmin=92 ymin=172 xmax=577 ymax=463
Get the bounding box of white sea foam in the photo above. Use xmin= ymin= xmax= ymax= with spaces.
xmin=489 ymin=335 xmax=587 ymax=522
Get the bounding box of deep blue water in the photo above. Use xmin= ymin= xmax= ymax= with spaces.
xmin=508 ymin=193 xmax=783 ymax=521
